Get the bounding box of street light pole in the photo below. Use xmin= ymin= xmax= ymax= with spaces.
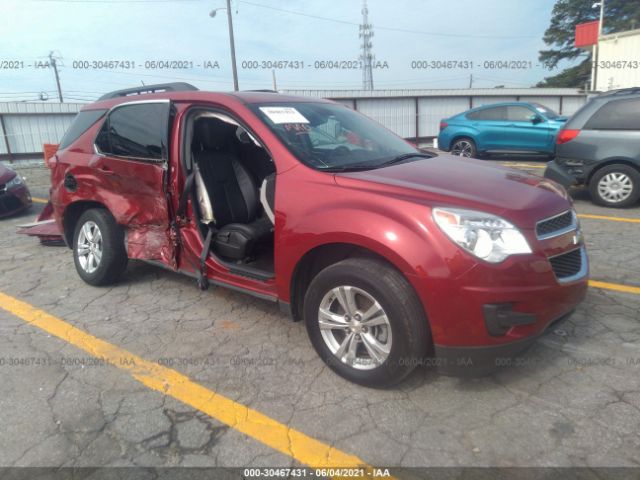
xmin=225 ymin=0 xmax=239 ymax=91
xmin=211 ymin=1 xmax=239 ymax=91
xmin=591 ymin=0 xmax=605 ymax=91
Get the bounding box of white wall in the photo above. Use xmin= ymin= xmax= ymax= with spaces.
xmin=418 ymin=97 xmax=470 ymax=137
xmin=356 ymin=98 xmax=416 ymax=138
xmin=596 ymin=29 xmax=640 ymax=91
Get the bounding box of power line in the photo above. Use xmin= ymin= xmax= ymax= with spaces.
xmin=0 ymin=91 xmax=57 ymax=95
xmin=59 ymin=66 xmax=265 ymax=86
xmin=238 ymin=1 xmax=539 ymax=39
xmin=32 ymin=0 xmax=202 ymax=3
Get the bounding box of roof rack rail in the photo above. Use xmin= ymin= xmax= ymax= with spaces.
xmin=599 ymin=87 xmax=640 ymax=96
xmin=98 ymin=82 xmax=198 ymax=100
xmin=242 ymin=89 xmax=279 ymax=93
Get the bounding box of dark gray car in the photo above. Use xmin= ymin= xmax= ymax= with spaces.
xmin=545 ymin=88 xmax=640 ymax=208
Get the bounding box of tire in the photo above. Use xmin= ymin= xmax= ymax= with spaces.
xmin=589 ymin=164 xmax=640 ymax=208
xmin=450 ymin=137 xmax=477 ymax=158
xmin=303 ymin=257 xmax=430 ymax=388
xmin=73 ymin=209 xmax=128 ymax=286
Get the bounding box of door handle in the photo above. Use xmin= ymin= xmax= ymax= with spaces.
xmin=99 ymin=165 xmax=114 ymax=175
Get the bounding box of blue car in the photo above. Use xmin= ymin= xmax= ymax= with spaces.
xmin=437 ymin=102 xmax=567 ymax=158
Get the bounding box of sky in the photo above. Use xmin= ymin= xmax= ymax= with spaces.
xmin=0 ymin=0 xmax=585 ymax=102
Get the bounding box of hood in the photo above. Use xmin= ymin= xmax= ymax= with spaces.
xmin=334 ymin=154 xmax=570 ymax=228
xmin=0 ymin=164 xmax=16 ymax=184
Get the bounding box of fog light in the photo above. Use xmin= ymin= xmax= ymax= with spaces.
xmin=483 ymin=304 xmax=536 ymax=336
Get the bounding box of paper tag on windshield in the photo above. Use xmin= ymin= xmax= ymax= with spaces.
xmin=259 ymin=106 xmax=309 ymax=124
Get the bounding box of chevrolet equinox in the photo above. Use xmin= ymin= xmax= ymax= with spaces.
xmin=46 ymin=83 xmax=589 ymax=387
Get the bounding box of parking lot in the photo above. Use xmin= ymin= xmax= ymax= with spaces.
xmin=1 ymin=160 xmax=639 ymax=471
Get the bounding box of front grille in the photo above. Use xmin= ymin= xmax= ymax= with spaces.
xmin=0 ymin=193 xmax=22 ymax=215
xmin=549 ymin=248 xmax=583 ymax=280
xmin=536 ymin=210 xmax=575 ymax=239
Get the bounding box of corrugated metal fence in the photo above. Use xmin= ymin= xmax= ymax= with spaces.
xmin=283 ymin=88 xmax=588 ymax=141
xmin=0 ymin=102 xmax=83 ymax=161
xmin=1 ymin=88 xmax=588 ymax=161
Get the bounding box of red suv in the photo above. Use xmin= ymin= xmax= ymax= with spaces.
xmin=47 ymin=83 xmax=588 ymax=387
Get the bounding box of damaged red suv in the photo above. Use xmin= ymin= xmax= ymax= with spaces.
xmin=47 ymin=83 xmax=588 ymax=387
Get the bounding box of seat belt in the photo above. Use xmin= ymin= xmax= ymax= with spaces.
xmin=198 ymin=228 xmax=214 ymax=290
xmin=172 ymin=170 xmax=212 ymax=291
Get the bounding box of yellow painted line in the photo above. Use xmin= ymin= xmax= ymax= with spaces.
xmin=0 ymin=291 xmax=373 ymax=472
xmin=32 ymin=197 xmax=48 ymax=204
xmin=578 ymin=213 xmax=640 ymax=224
xmin=589 ymin=280 xmax=640 ymax=296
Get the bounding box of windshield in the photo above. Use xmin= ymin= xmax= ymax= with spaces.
xmin=250 ymin=102 xmax=422 ymax=171
xmin=532 ymin=103 xmax=560 ymax=119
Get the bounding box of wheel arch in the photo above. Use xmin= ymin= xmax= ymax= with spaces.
xmin=450 ymin=134 xmax=478 ymax=151
xmin=587 ymin=158 xmax=640 ymax=184
xmin=62 ymin=200 xmax=109 ymax=248
xmin=289 ymin=242 xmax=427 ymax=324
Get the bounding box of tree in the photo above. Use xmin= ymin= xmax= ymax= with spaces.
xmin=537 ymin=0 xmax=640 ymax=87
xmin=537 ymin=60 xmax=591 ymax=88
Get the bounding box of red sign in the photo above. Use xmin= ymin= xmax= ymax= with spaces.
xmin=575 ymin=20 xmax=599 ymax=48
xmin=43 ymin=143 xmax=59 ymax=168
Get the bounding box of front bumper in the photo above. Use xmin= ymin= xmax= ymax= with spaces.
xmin=409 ymin=225 xmax=589 ymax=376
xmin=0 ymin=185 xmax=32 ymax=217
xmin=434 ymin=309 xmax=575 ymax=376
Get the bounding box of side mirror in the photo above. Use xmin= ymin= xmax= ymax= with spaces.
xmin=530 ymin=114 xmax=543 ymax=124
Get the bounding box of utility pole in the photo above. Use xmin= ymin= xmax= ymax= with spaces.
xmin=469 ymin=73 xmax=473 ymax=88
xmin=49 ymin=51 xmax=63 ymax=102
xmin=271 ymin=69 xmax=277 ymax=91
xmin=359 ymin=0 xmax=374 ymax=91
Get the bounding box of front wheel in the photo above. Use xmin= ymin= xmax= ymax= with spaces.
xmin=303 ymin=258 xmax=430 ymax=388
xmin=73 ymin=209 xmax=128 ymax=286
xmin=450 ymin=138 xmax=477 ymax=158
xmin=589 ymin=164 xmax=640 ymax=208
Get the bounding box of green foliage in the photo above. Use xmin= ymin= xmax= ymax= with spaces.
xmin=536 ymin=59 xmax=591 ymax=87
xmin=537 ymin=0 xmax=640 ymax=87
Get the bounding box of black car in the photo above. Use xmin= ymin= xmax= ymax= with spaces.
xmin=545 ymin=88 xmax=640 ymax=208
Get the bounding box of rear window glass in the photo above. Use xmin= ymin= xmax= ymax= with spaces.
xmin=466 ymin=106 xmax=507 ymax=121
xmin=95 ymin=103 xmax=168 ymax=160
xmin=531 ymin=102 xmax=560 ymax=119
xmin=59 ymin=109 xmax=107 ymax=149
xmin=506 ymin=106 xmax=534 ymax=122
xmin=584 ymin=98 xmax=640 ymax=130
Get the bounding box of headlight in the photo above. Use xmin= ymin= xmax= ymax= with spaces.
xmin=5 ymin=175 xmax=24 ymax=189
xmin=433 ymin=207 xmax=532 ymax=263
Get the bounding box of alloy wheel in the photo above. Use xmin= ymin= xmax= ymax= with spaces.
xmin=451 ymin=140 xmax=473 ymax=157
xmin=76 ymin=221 xmax=103 ymax=274
xmin=318 ymin=285 xmax=392 ymax=370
